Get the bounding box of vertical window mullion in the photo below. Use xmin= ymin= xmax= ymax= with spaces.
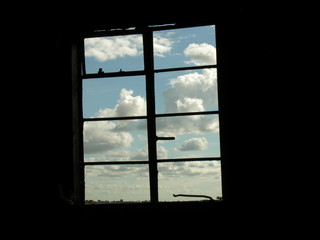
xmin=143 ymin=29 xmax=159 ymax=203
xmin=72 ymin=38 xmax=85 ymax=205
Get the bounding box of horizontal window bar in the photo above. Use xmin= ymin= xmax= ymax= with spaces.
xmin=157 ymin=157 xmax=221 ymax=163
xmin=84 ymin=160 xmax=149 ymax=166
xmin=83 ymin=115 xmax=147 ymax=122
xmin=155 ymin=65 xmax=217 ymax=73
xmin=84 ymin=22 xmax=215 ymax=38
xmin=84 ymin=28 xmax=141 ymax=38
xmin=84 ymin=158 xmax=220 ymax=166
xmin=83 ymin=111 xmax=218 ymax=121
xmin=156 ymin=111 xmax=219 ymax=118
xmin=82 ymin=70 xmax=145 ymax=79
xmin=82 ymin=65 xmax=217 ymax=79
xmin=150 ymin=22 xmax=215 ymax=31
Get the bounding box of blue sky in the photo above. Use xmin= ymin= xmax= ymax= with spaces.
xmin=83 ymin=25 xmax=222 ymax=202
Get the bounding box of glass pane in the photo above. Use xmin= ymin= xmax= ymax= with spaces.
xmin=83 ymin=76 xmax=146 ymax=118
xmin=158 ymin=161 xmax=222 ymax=202
xmin=85 ymin=165 xmax=150 ymax=203
xmin=83 ymin=119 xmax=148 ymax=162
xmin=154 ymin=25 xmax=216 ymax=69
xmin=156 ymin=115 xmax=220 ymax=159
xmin=155 ymin=69 xmax=218 ymax=114
xmin=84 ymin=34 xmax=144 ymax=74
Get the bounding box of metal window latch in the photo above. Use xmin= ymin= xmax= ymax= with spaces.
xmin=173 ymin=194 xmax=214 ymax=201
xmin=156 ymin=136 xmax=175 ymax=141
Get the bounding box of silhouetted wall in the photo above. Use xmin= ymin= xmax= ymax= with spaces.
xmin=12 ymin=4 xmax=302 ymax=226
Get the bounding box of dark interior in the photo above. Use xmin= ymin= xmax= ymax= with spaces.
xmin=11 ymin=4 xmax=306 ymax=229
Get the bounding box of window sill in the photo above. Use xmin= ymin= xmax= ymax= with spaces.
xmin=78 ymin=200 xmax=224 ymax=215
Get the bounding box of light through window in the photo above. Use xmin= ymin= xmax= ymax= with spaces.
xmin=78 ymin=24 xmax=223 ymax=204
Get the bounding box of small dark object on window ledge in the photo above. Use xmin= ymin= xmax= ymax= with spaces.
xmin=98 ymin=68 xmax=104 ymax=74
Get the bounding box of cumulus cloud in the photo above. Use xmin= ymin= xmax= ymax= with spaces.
xmin=83 ymin=121 xmax=134 ymax=154
xmin=85 ymin=35 xmax=173 ymax=62
xmin=157 ymin=42 xmax=219 ymax=135
xmin=84 ymin=88 xmax=146 ymax=155
xmin=158 ymin=68 xmax=219 ymax=136
xmin=176 ymin=97 xmax=204 ymax=112
xmin=85 ymin=35 xmax=143 ymax=62
xmin=175 ymin=137 xmax=208 ymax=151
xmin=153 ymin=34 xmax=173 ymax=57
xmin=163 ymin=69 xmax=218 ymax=113
xmin=97 ymin=88 xmax=146 ymax=117
xmin=184 ymin=43 xmax=217 ymax=65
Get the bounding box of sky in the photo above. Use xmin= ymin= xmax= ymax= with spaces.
xmin=82 ymin=25 xmax=222 ymax=202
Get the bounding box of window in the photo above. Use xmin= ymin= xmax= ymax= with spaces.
xmin=72 ymin=23 xmax=224 ymax=204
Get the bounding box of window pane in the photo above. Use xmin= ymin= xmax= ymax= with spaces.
xmin=158 ymin=161 xmax=222 ymax=202
xmin=85 ymin=165 xmax=150 ymax=203
xmin=84 ymin=34 xmax=144 ymax=74
xmin=154 ymin=25 xmax=216 ymax=69
xmin=155 ymin=69 xmax=218 ymax=114
xmin=156 ymin=115 xmax=220 ymax=159
xmin=83 ymin=76 xmax=146 ymax=118
xmin=83 ymin=119 xmax=148 ymax=162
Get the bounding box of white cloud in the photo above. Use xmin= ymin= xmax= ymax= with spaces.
xmin=176 ymin=97 xmax=204 ymax=112
xmin=158 ymin=42 xmax=219 ymax=136
xmin=157 ymin=67 xmax=219 ymax=137
xmin=156 ymin=115 xmax=219 ymax=136
xmin=153 ymin=34 xmax=173 ymax=57
xmin=86 ymin=165 xmax=149 ymax=179
xmin=184 ymin=43 xmax=217 ymax=65
xmin=97 ymin=88 xmax=146 ymax=117
xmin=163 ymin=69 xmax=218 ymax=113
xmin=158 ymin=161 xmax=221 ymax=178
xmin=84 ymin=88 xmax=146 ymax=154
xmin=83 ymin=121 xmax=134 ymax=154
xmin=85 ymin=35 xmax=143 ymax=62
xmin=175 ymin=137 xmax=208 ymax=151
xmin=85 ymin=144 xmax=168 ymax=162
xmin=86 ymin=157 xmax=221 ymax=180
xmin=85 ymin=35 xmax=173 ymax=62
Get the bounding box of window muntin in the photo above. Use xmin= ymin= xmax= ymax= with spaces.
xmin=80 ymin=24 xmax=222 ymax=204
